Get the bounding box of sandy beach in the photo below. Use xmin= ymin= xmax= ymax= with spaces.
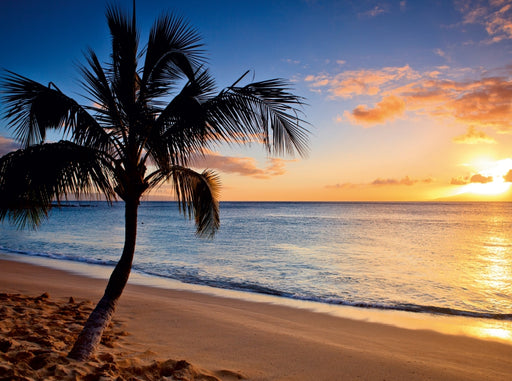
xmin=1 ymin=258 xmax=512 ymax=380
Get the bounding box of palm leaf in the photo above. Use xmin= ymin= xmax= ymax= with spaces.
xmin=78 ymin=49 xmax=124 ymax=134
xmin=147 ymin=166 xmax=220 ymax=237
xmin=0 ymin=71 xmax=113 ymax=152
xmin=0 ymin=141 xmax=116 ymax=228
xmin=205 ymin=77 xmax=310 ymax=157
xmin=106 ymin=4 xmax=139 ymax=120
xmin=145 ymin=69 xmax=217 ymax=169
xmin=141 ymin=13 xmax=204 ymax=101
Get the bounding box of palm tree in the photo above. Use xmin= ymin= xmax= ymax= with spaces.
xmin=0 ymin=3 xmax=308 ymax=361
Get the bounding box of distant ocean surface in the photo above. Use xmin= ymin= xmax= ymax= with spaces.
xmin=1 ymin=201 xmax=511 ymax=321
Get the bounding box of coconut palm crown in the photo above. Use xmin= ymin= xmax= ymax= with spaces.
xmin=0 ymin=4 xmax=309 ymax=360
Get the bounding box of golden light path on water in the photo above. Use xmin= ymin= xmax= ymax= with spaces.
xmin=463 ymin=210 xmax=512 ymax=342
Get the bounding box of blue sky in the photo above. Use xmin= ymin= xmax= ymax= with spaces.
xmin=2 ymin=0 xmax=512 ymax=201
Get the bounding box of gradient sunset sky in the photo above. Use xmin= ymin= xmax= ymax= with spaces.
xmin=1 ymin=0 xmax=512 ymax=201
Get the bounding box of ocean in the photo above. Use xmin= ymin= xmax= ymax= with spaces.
xmin=1 ymin=201 xmax=511 ymax=334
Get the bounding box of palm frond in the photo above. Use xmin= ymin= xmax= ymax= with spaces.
xmin=0 ymin=71 xmax=113 ymax=151
xmin=145 ymin=70 xmax=216 ymax=169
xmin=79 ymin=49 xmax=123 ymax=130
xmin=147 ymin=166 xmax=220 ymax=237
xmin=205 ymin=77 xmax=310 ymax=157
xmin=0 ymin=141 xmax=116 ymax=228
xmin=78 ymin=48 xmax=128 ymax=155
xmin=106 ymin=4 xmax=139 ymax=117
xmin=141 ymin=13 xmax=204 ymax=100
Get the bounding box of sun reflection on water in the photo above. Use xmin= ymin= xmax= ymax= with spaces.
xmin=479 ymin=235 xmax=511 ymax=291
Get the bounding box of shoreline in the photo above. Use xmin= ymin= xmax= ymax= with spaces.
xmin=2 ymin=251 xmax=512 ymax=345
xmin=2 ymin=257 xmax=512 ymax=380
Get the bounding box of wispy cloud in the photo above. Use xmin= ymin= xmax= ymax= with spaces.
xmin=191 ymin=150 xmax=293 ymax=179
xmin=325 ymin=182 xmax=358 ymax=189
xmin=457 ymin=0 xmax=512 ymax=43
xmin=283 ymin=58 xmax=301 ymax=65
xmin=305 ymin=65 xmax=417 ymax=98
xmin=371 ymin=176 xmax=433 ymax=186
xmin=360 ymin=5 xmax=387 ymax=18
xmin=434 ymin=48 xmax=452 ymax=62
xmin=326 ymin=176 xmax=434 ymax=189
xmin=434 ymin=48 xmax=447 ymax=58
xmin=0 ymin=136 xmax=19 ymax=156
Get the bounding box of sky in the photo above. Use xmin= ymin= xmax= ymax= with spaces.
xmin=1 ymin=0 xmax=512 ymax=201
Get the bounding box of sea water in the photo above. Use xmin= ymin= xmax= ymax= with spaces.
xmin=1 ymin=201 xmax=511 ymax=323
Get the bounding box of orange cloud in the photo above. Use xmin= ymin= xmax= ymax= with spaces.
xmin=451 ymin=173 xmax=495 ymax=185
xmin=459 ymin=0 xmax=512 ymax=43
xmin=191 ymin=151 xmax=291 ymax=179
xmin=372 ymin=176 xmax=417 ymax=186
xmin=397 ymin=74 xmax=512 ymax=131
xmin=373 ymin=71 xmax=512 ymax=130
xmin=346 ymin=95 xmax=406 ymax=126
xmin=0 ymin=136 xmax=19 ymax=156
xmin=451 ymin=176 xmax=470 ymax=185
xmin=371 ymin=176 xmax=433 ymax=186
xmin=471 ymin=173 xmax=493 ymax=183
xmin=305 ymin=65 xmax=417 ymax=98
xmin=446 ymin=77 xmax=512 ymax=130
xmin=326 ymin=176 xmax=434 ymax=190
xmin=453 ymin=126 xmax=496 ymax=144
xmin=504 ymin=169 xmax=512 ymax=182
xmin=309 ymin=60 xmax=512 ymax=131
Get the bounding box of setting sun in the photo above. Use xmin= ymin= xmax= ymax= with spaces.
xmin=453 ymin=159 xmax=512 ymax=197
xmin=459 ymin=181 xmax=511 ymax=196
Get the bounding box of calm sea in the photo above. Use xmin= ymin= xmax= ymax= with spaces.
xmin=1 ymin=201 xmax=511 ymax=322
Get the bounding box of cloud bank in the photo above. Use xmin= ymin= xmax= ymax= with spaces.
xmin=310 ymin=64 xmax=512 ymax=133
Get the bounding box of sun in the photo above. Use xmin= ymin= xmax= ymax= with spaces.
xmin=460 ymin=181 xmax=511 ymax=196
xmin=456 ymin=158 xmax=512 ymax=197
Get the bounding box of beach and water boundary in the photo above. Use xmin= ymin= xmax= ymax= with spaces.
xmin=1 ymin=250 xmax=512 ymax=346
xmin=1 ymin=256 xmax=512 ymax=380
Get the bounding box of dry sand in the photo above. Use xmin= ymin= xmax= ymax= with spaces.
xmin=1 ymin=258 xmax=512 ymax=380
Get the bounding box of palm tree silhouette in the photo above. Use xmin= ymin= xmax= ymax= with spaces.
xmin=0 ymin=4 xmax=308 ymax=360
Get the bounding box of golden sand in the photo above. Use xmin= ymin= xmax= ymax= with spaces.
xmin=0 ymin=292 xmax=233 ymax=380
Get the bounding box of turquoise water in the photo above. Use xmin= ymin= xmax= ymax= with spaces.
xmin=1 ymin=201 xmax=511 ymax=321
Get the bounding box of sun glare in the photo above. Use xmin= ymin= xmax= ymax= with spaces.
xmin=456 ymin=158 xmax=512 ymax=197
xmin=460 ymin=181 xmax=511 ymax=196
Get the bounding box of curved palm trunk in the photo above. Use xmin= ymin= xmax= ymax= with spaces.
xmin=68 ymin=199 xmax=139 ymax=361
